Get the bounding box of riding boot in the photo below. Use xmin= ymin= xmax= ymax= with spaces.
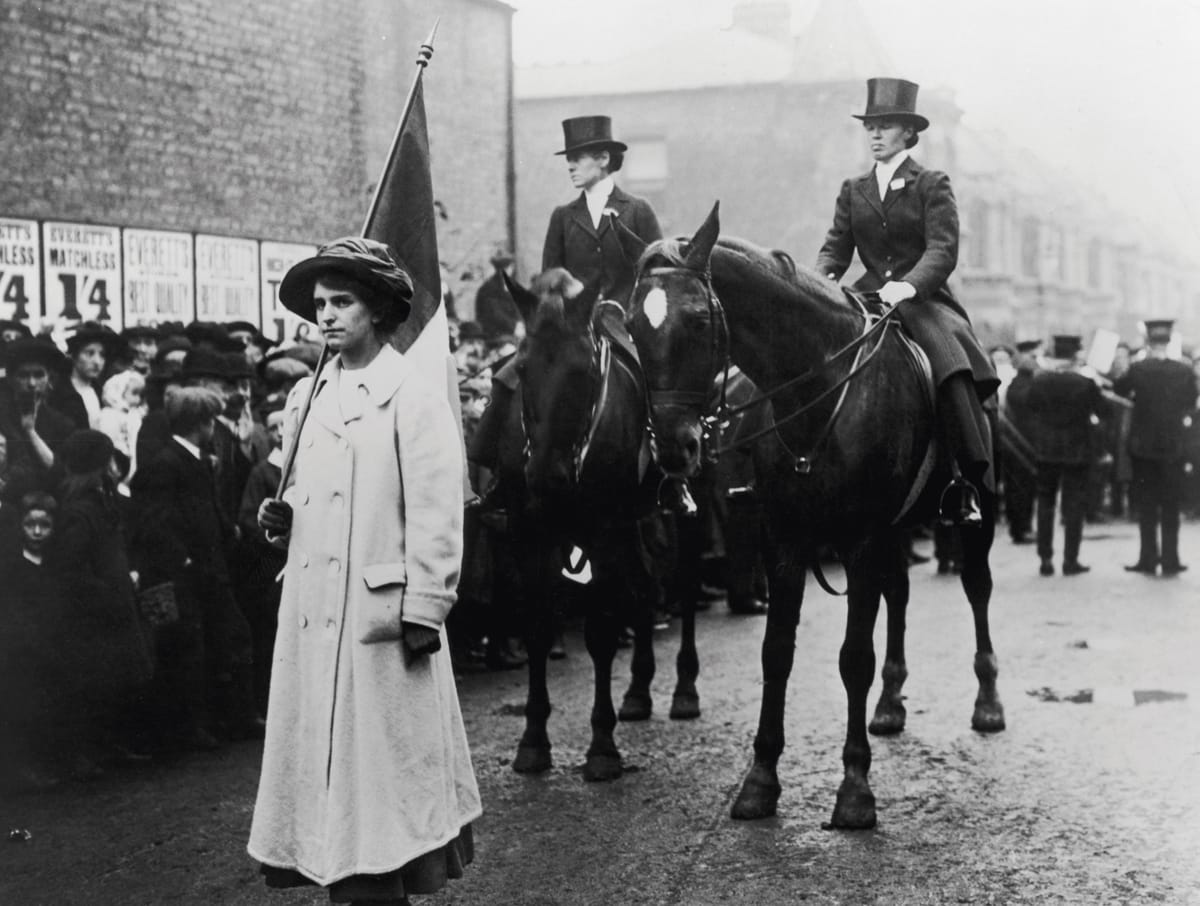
xmin=935 ymin=373 xmax=989 ymax=527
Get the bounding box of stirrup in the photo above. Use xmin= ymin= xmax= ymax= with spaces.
xmin=938 ymin=477 xmax=983 ymax=528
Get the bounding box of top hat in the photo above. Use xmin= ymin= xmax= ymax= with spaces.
xmin=279 ymin=237 xmax=414 ymax=325
xmin=1051 ymin=335 xmax=1083 ymax=360
xmin=490 ymin=247 xmax=514 ymax=268
xmin=554 ymin=116 xmax=628 ymax=156
xmin=1143 ymin=319 xmax=1175 ymax=345
xmin=853 ymin=78 xmax=930 ymax=132
xmin=1015 ymin=339 xmax=1042 ymax=354
xmin=3 ymin=336 xmax=66 ymax=373
xmin=66 ymin=322 xmax=122 ymax=357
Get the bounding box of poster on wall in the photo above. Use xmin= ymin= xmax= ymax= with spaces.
xmin=196 ymin=234 xmax=260 ymax=326
xmin=261 ymin=241 xmax=317 ymax=345
xmin=123 ymin=228 xmax=194 ymax=326
xmin=42 ymin=221 xmax=123 ymax=333
xmin=0 ymin=218 xmax=42 ymax=332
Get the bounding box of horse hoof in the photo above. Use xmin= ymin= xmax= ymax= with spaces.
xmin=730 ymin=764 xmax=781 ymax=820
xmin=618 ymin=691 xmax=652 ymax=722
xmin=826 ymin=778 xmax=877 ymax=830
xmin=669 ymin=693 xmax=700 ymax=720
xmin=868 ymin=702 xmax=906 ymax=736
xmin=972 ymin=702 xmax=1006 ymax=733
xmin=513 ymin=745 xmax=552 ymax=774
xmin=582 ymin=752 xmax=623 ymax=782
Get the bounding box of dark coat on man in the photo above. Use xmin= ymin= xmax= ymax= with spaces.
xmin=542 ymin=184 xmax=662 ymax=308
xmin=1114 ymin=357 xmax=1198 ymax=461
xmin=815 ymin=156 xmax=997 ymax=397
xmin=1026 ymin=368 xmax=1104 ymax=466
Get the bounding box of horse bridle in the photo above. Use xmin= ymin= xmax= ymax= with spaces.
xmin=632 ymin=264 xmax=899 ymax=474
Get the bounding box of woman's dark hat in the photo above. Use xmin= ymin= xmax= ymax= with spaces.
xmin=4 ymin=336 xmax=66 ymax=373
xmin=554 ymin=116 xmax=628 ymax=156
xmin=60 ymin=428 xmax=127 ymax=477
xmin=66 ymin=322 xmax=123 ymax=358
xmin=0 ymin=319 xmax=33 ymax=339
xmin=181 ymin=347 xmax=231 ymax=381
xmin=121 ymin=324 xmax=162 ymax=341
xmin=853 ymin=78 xmax=930 ymax=132
xmin=279 ymin=237 xmax=414 ymax=325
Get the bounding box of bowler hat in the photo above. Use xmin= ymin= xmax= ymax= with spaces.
xmin=222 ymin=351 xmax=254 ymax=382
xmin=66 ymin=322 xmax=122 ymax=358
xmin=1015 ymin=339 xmax=1043 ymax=354
xmin=853 ymin=78 xmax=930 ymax=132
xmin=1143 ymin=319 xmax=1174 ymax=345
xmin=554 ymin=116 xmax=628 ymax=156
xmin=1051 ymin=335 xmax=1083 ymax=360
xmin=181 ymin=347 xmax=231 ymax=381
xmin=4 ymin=336 xmax=66 ymax=373
xmin=279 ymin=237 xmax=414 ymax=324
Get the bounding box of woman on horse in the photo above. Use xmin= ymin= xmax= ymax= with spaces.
xmin=542 ymin=115 xmax=663 ymax=308
xmin=816 ymin=78 xmax=998 ymax=526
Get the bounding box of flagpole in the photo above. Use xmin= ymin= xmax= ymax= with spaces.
xmin=362 ymin=18 xmax=440 ymax=235
xmin=275 ymin=20 xmax=441 ymax=500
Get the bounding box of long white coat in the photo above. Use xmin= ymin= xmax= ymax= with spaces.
xmin=247 ymin=344 xmax=481 ymax=886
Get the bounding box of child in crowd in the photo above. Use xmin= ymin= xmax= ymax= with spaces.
xmin=98 ymin=369 xmax=148 ymax=492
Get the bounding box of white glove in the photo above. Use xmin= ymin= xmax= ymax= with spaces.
xmin=878 ymin=281 xmax=917 ymax=305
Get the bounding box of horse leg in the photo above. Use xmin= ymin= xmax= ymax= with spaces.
xmin=670 ymin=512 xmax=702 ymax=720
xmin=731 ymin=553 xmax=803 ymax=820
xmin=618 ymin=594 xmax=655 ymax=722
xmin=513 ymin=536 xmax=554 ymax=774
xmin=870 ymin=530 xmax=910 ymax=736
xmin=582 ymin=576 xmax=624 ymax=782
xmin=828 ymin=539 xmax=885 ymax=830
xmin=960 ymin=493 xmax=1005 ymax=732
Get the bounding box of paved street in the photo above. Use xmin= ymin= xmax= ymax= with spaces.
xmin=3 ymin=516 xmax=1199 ymax=905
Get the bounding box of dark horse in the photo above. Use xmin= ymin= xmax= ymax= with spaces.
xmin=497 ymin=268 xmax=709 ymax=782
xmin=623 ymin=204 xmax=1005 ymax=828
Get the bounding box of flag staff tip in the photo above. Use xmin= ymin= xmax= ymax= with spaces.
xmin=418 ymin=17 xmax=440 ymax=65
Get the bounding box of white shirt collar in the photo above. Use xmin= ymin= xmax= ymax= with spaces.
xmin=172 ymin=435 xmax=203 ymax=459
xmin=584 ymin=176 xmax=615 ymax=228
xmin=874 ymin=151 xmax=910 ymax=200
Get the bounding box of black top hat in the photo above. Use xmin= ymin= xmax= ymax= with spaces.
xmin=1051 ymin=335 xmax=1083 ymax=360
xmin=3 ymin=336 xmax=66 ymax=373
xmin=66 ymin=322 xmax=122 ymax=357
xmin=279 ymin=237 xmax=414 ymax=325
xmin=555 ymin=116 xmax=628 ymax=156
xmin=181 ymin=347 xmax=231 ymax=381
xmin=1015 ymin=339 xmax=1042 ymax=354
xmin=1144 ymin=319 xmax=1175 ymax=345
xmin=853 ymin=78 xmax=930 ymax=132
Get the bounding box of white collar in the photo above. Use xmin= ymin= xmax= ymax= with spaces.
xmin=584 ymin=175 xmax=615 ymax=202
xmin=874 ymin=151 xmax=910 ymax=196
xmin=172 ymin=435 xmax=203 ymax=460
xmin=337 ymin=342 xmax=401 ymax=401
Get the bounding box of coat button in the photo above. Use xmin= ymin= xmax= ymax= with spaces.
xmin=299 ymin=615 xmax=308 ymax=628
xmin=304 ymin=437 xmax=313 ymax=448
xmin=331 ymin=492 xmax=343 ymax=507
xmin=340 ymin=439 xmax=350 ymax=451
xmin=326 ymin=618 xmax=337 ymax=629
xmin=328 ymin=558 xmax=340 ymax=575
xmin=302 ymin=492 xmax=310 ymax=505
xmin=300 ymin=554 xmax=309 ymax=568
xmin=884 ymin=270 xmax=893 ymax=278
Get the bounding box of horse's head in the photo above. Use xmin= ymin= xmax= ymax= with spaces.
xmin=504 ymin=268 xmax=604 ymax=502
xmin=626 ymin=202 xmax=725 ymax=478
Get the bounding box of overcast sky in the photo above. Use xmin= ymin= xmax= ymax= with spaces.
xmin=510 ymin=0 xmax=1200 ymax=260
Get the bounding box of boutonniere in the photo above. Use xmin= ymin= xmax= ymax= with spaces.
xmin=889 ymin=178 xmax=906 ymax=192
xmin=603 ymin=207 xmax=620 ymax=218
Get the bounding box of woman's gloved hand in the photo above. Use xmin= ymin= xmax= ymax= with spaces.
xmin=877 ymin=280 xmax=917 ymax=305
xmin=258 ymin=499 xmax=294 ymax=536
xmin=402 ymin=622 xmax=442 ymax=658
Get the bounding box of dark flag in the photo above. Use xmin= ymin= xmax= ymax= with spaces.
xmin=363 ymin=30 xmax=440 ymax=354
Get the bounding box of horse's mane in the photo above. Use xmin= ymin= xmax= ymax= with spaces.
xmin=638 ymin=235 xmax=851 ymax=312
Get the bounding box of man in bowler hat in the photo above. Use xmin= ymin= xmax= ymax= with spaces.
xmin=1114 ymin=319 xmax=1197 ymax=575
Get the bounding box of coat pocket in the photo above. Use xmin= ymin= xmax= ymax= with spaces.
xmin=358 ymin=561 xmax=407 ymax=643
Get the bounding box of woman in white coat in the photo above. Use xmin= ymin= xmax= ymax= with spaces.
xmin=248 ymin=237 xmax=481 ymax=906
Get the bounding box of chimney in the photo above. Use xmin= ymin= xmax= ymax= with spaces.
xmin=731 ymin=1 xmax=792 ymax=42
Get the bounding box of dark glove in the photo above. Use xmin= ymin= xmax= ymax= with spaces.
xmin=258 ymin=499 xmax=293 ymax=536
xmin=402 ymin=621 xmax=442 ymax=658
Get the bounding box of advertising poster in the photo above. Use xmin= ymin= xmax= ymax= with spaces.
xmin=123 ymin=228 xmax=194 ymax=326
xmin=41 ymin=221 xmax=123 ymax=332
xmin=261 ymin=241 xmax=317 ymax=345
xmin=196 ymin=234 xmax=260 ymax=325
xmin=0 ymin=218 xmax=42 ymax=332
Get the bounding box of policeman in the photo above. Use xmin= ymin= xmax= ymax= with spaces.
xmin=1026 ymin=335 xmax=1104 ymax=576
xmin=1000 ymin=339 xmax=1041 ymax=544
xmin=1114 ymin=319 xmax=1198 ymax=575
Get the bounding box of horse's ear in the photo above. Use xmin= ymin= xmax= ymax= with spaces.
xmin=613 ymin=216 xmax=648 ymax=266
xmin=683 ymin=201 xmax=720 ymax=272
xmin=502 ymin=271 xmax=540 ymax=326
xmin=567 ymin=277 xmax=602 ymax=328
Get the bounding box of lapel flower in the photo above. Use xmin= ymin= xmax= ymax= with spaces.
xmin=889 ymin=178 xmax=906 ymax=192
xmin=603 ymin=207 xmax=620 ymax=219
